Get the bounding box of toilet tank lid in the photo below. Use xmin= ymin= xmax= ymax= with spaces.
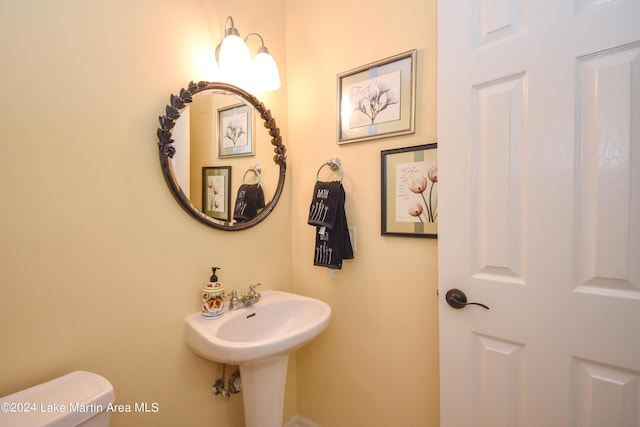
xmin=0 ymin=370 xmax=115 ymax=427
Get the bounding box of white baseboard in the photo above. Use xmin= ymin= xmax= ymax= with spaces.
xmin=283 ymin=414 xmax=322 ymax=427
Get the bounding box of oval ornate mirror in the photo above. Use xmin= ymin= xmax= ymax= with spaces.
xmin=157 ymin=81 xmax=286 ymax=231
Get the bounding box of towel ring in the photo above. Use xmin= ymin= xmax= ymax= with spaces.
xmin=316 ymin=157 xmax=343 ymax=182
xmin=242 ymin=164 xmax=262 ymax=187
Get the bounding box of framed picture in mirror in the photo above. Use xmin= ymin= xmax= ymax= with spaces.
xmin=202 ymin=166 xmax=231 ymax=222
xmin=217 ymin=103 xmax=255 ymax=158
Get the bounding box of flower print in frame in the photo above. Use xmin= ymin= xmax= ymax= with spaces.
xmin=337 ymin=50 xmax=416 ymax=144
xmin=217 ymin=102 xmax=255 ymax=158
xmin=381 ymin=143 xmax=437 ymax=238
xmin=202 ymin=166 xmax=231 ymax=223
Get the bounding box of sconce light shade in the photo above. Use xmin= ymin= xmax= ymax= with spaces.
xmin=215 ymin=17 xmax=281 ymax=93
xmin=219 ymin=36 xmax=251 ymax=72
xmin=252 ymin=48 xmax=281 ymax=92
xmin=218 ymin=17 xmax=251 ymax=73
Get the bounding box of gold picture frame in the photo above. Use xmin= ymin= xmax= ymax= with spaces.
xmin=337 ymin=50 xmax=417 ymax=144
xmin=217 ymin=103 xmax=255 ymax=158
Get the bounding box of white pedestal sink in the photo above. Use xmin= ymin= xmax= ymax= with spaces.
xmin=184 ymin=290 xmax=331 ymax=427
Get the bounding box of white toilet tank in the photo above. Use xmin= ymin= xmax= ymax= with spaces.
xmin=0 ymin=371 xmax=115 ymax=427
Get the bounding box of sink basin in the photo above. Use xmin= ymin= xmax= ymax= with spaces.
xmin=184 ymin=290 xmax=331 ymax=427
xmin=184 ymin=290 xmax=331 ymax=365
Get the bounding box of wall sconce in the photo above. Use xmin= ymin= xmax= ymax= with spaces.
xmin=215 ymin=16 xmax=281 ymax=93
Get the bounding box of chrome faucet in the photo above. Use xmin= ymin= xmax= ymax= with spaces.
xmin=228 ymin=283 xmax=261 ymax=310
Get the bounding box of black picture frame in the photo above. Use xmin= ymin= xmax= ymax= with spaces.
xmin=202 ymin=166 xmax=232 ymax=222
xmin=381 ymin=143 xmax=438 ymax=238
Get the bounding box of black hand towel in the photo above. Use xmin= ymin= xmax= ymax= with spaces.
xmin=233 ymin=184 xmax=265 ymax=223
xmin=311 ymin=183 xmax=354 ymax=269
xmin=308 ymin=181 xmax=341 ymax=229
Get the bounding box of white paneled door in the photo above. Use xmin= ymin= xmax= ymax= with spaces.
xmin=438 ymin=1 xmax=640 ymax=426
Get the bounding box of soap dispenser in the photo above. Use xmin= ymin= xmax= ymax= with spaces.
xmin=202 ymin=267 xmax=225 ymax=319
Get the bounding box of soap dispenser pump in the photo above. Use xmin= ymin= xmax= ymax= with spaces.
xmin=210 ymin=267 xmax=220 ymax=283
xmin=202 ymin=267 xmax=225 ymax=319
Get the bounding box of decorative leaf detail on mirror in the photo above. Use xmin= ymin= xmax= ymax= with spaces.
xmin=171 ymin=94 xmax=186 ymax=110
xmin=165 ymin=105 xmax=180 ymax=120
xmin=158 ymin=115 xmax=175 ymax=131
xmin=157 ymin=128 xmax=175 ymax=158
xmin=158 ymin=86 xmax=196 ymax=160
xmin=179 ymin=88 xmax=192 ymax=103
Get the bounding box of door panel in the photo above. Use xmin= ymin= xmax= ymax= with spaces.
xmin=576 ymin=43 xmax=640 ymax=299
xmin=572 ymin=359 xmax=640 ymax=426
xmin=472 ymin=334 xmax=526 ymax=426
xmin=471 ymin=73 xmax=527 ymax=285
xmin=438 ymin=0 xmax=640 ymax=426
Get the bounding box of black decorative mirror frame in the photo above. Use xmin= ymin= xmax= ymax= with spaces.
xmin=157 ymin=81 xmax=286 ymax=231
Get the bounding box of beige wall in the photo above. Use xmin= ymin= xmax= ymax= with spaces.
xmin=0 ymin=0 xmax=438 ymax=426
xmin=0 ymin=1 xmax=293 ymax=426
xmin=285 ymin=0 xmax=439 ymax=425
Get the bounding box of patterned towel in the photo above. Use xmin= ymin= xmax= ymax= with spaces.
xmin=233 ymin=184 xmax=265 ymax=223
xmin=309 ymin=182 xmax=353 ymax=269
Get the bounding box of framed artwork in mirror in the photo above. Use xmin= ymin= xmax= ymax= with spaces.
xmin=337 ymin=49 xmax=416 ymax=144
xmin=381 ymin=143 xmax=437 ymax=238
xmin=217 ymin=103 xmax=255 ymax=158
xmin=202 ymin=166 xmax=231 ymax=222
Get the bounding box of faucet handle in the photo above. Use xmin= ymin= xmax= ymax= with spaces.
xmin=226 ymin=290 xmax=238 ymax=310
xmin=248 ymin=283 xmax=262 ymax=298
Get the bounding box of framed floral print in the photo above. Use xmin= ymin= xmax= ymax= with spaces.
xmin=217 ymin=103 xmax=255 ymax=158
xmin=337 ymin=50 xmax=416 ymax=144
xmin=202 ymin=166 xmax=231 ymax=222
xmin=381 ymin=143 xmax=437 ymax=238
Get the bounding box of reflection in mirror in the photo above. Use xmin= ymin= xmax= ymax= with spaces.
xmin=158 ymin=82 xmax=286 ymax=231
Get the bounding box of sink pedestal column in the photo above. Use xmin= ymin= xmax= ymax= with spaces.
xmin=239 ymin=355 xmax=289 ymax=427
